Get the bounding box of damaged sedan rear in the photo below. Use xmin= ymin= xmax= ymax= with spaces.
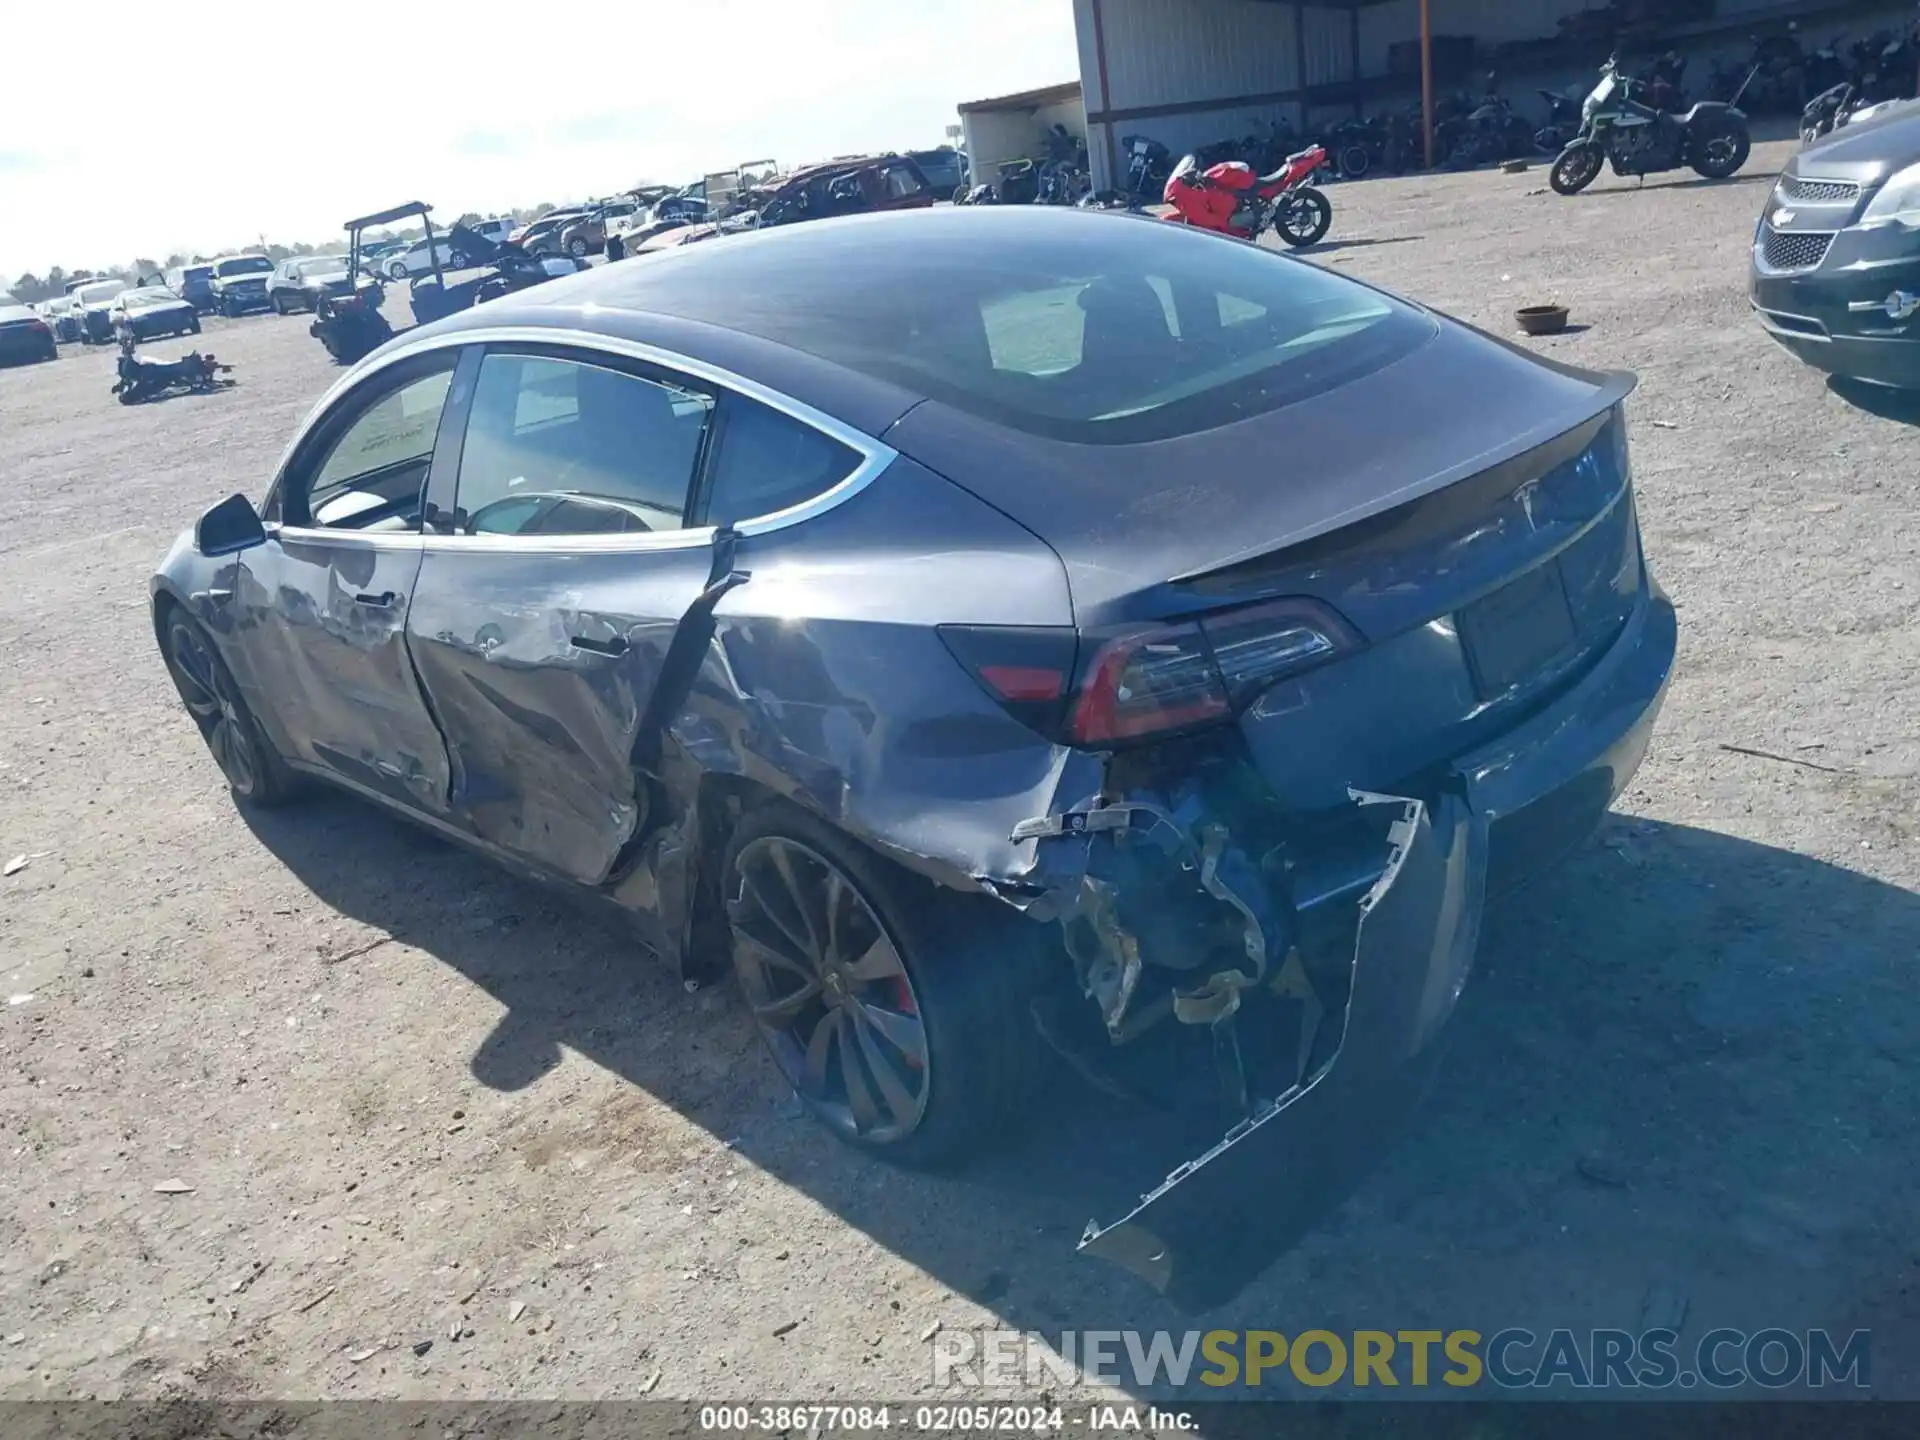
xmin=151 ymin=206 xmax=1675 ymax=1311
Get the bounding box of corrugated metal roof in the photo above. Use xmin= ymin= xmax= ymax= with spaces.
xmin=959 ymin=81 xmax=1086 ymax=114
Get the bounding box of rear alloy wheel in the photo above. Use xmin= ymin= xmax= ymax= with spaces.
xmin=723 ymin=804 xmax=1044 ymax=1165
xmin=1692 ymin=123 xmax=1751 ymax=180
xmin=567 ymin=236 xmax=591 ymax=258
xmin=1550 ymin=141 xmax=1604 ymax=195
xmin=162 ymin=612 xmax=298 ymax=806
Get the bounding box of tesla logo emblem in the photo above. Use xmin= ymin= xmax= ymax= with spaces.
xmin=1775 ymin=208 xmax=1797 ymax=225
xmin=1513 ymin=478 xmax=1542 ymax=530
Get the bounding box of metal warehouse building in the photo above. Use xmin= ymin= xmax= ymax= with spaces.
xmin=1067 ymin=0 xmax=1913 ymax=191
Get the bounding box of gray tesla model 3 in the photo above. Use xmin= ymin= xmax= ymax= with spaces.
xmin=152 ymin=206 xmax=1676 ymax=1309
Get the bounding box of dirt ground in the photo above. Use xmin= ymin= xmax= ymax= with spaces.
xmin=3 ymin=139 xmax=1919 ymax=1408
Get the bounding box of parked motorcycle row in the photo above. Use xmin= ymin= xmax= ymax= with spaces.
xmin=1791 ymin=24 xmax=1920 ymax=144
xmin=1704 ymin=23 xmax=1920 ymax=123
xmin=957 ymin=125 xmax=1093 ymax=207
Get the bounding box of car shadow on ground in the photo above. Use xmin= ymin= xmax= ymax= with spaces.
xmin=242 ymin=797 xmax=1920 ymax=1399
xmin=1580 ymin=171 xmax=1779 ymax=197
xmin=1829 ymin=375 xmax=1920 ymax=425
xmin=1310 ymin=236 xmax=1424 ymax=255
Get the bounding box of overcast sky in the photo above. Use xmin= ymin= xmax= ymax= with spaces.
xmin=2 ymin=0 xmax=1078 ymax=282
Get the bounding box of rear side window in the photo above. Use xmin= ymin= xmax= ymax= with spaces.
xmin=451 ymin=353 xmax=713 ymax=537
xmin=700 ymin=398 xmax=861 ymax=526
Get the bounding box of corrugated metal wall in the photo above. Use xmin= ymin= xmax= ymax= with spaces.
xmin=1301 ymin=5 xmax=1355 ymax=89
xmin=1080 ymin=0 xmax=1334 ymax=189
xmin=1355 ymin=0 xmax=1592 ymax=77
xmin=1071 ymin=0 xmax=1626 ymax=189
xmin=1097 ymin=0 xmax=1302 ymax=111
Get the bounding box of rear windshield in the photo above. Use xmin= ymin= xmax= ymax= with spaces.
xmin=602 ymin=209 xmax=1432 ymax=443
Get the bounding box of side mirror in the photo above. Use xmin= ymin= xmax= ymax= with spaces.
xmin=196 ymin=493 xmax=266 ymax=557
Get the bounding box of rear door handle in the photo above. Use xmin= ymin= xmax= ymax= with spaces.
xmin=569 ymin=633 xmax=629 ymax=657
xmin=354 ymin=590 xmax=398 ymax=609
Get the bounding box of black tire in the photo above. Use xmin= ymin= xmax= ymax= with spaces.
xmin=1550 ymin=141 xmax=1604 ymax=195
xmin=722 ymin=800 xmax=1046 ymax=1167
xmin=1691 ymin=120 xmax=1751 ymax=179
xmin=1338 ymin=143 xmax=1371 ymax=180
xmin=605 ymin=236 xmax=625 ymax=261
xmin=566 ymin=236 xmax=590 ymax=258
xmin=159 ymin=609 xmax=300 ymax=807
xmin=187 ymin=314 xmax=201 ymax=335
xmin=1272 ymin=186 xmax=1333 ymax=247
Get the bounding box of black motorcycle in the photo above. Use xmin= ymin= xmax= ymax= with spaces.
xmin=310 ymin=291 xmax=394 ymax=365
xmin=1084 ymin=133 xmax=1173 ymax=210
xmin=111 ymin=337 xmax=234 ymax=404
xmin=1550 ymin=55 xmax=1751 ymax=195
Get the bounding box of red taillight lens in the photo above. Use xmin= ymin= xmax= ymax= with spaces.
xmin=1200 ymin=599 xmax=1348 ymax=706
xmin=938 ymin=625 xmax=1079 ymax=737
xmin=944 ymin=601 xmax=1356 ymax=748
xmin=1072 ymin=599 xmax=1357 ymax=746
xmin=1072 ymin=621 xmax=1228 ymax=743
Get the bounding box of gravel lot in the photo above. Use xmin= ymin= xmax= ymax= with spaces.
xmin=4 ymin=139 xmax=1919 ymax=1407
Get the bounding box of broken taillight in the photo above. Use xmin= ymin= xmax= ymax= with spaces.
xmin=941 ymin=599 xmax=1359 ymax=748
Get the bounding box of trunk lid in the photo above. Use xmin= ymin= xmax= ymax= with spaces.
xmin=884 ymin=320 xmax=1631 ymax=629
xmin=893 ymin=320 xmax=1639 ymax=807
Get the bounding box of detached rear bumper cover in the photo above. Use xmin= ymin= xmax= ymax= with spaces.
xmin=1081 ymin=786 xmax=1486 ymax=1313
xmin=1050 ymin=587 xmax=1675 ymax=1311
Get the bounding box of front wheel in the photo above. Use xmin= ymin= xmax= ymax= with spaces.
xmin=1550 ymin=141 xmax=1605 ymax=195
xmin=1338 ymin=143 xmax=1371 ymax=180
xmin=1691 ymin=120 xmax=1751 ymax=179
xmin=566 ymin=236 xmax=591 ymax=258
xmin=160 ymin=610 xmax=300 ymax=806
xmin=1272 ymin=186 xmax=1333 ymax=247
xmin=722 ymin=802 xmax=1045 ymax=1166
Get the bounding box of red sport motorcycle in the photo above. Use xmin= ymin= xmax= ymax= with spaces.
xmin=1162 ymin=145 xmax=1333 ymax=248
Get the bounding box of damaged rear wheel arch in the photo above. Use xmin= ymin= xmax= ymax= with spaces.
xmin=716 ymin=794 xmax=1052 ymax=1166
